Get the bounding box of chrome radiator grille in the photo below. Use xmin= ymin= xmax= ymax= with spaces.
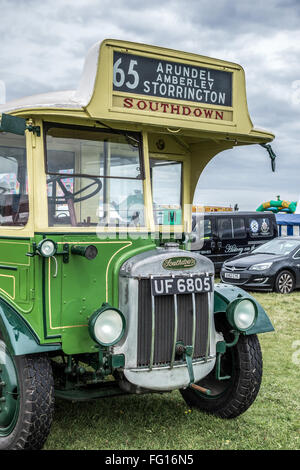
xmin=137 ymin=279 xmax=210 ymax=368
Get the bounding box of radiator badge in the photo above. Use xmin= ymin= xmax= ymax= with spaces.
xmin=162 ymin=257 xmax=197 ymax=270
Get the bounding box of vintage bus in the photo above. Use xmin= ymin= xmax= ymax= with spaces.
xmin=0 ymin=39 xmax=274 ymax=450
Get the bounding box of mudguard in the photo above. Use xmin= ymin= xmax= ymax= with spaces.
xmin=214 ymin=283 xmax=274 ymax=335
xmin=0 ymin=298 xmax=61 ymax=356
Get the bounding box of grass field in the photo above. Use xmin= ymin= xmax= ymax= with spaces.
xmin=44 ymin=287 xmax=300 ymax=451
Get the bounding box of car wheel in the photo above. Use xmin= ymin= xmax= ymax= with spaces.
xmin=180 ymin=325 xmax=263 ymax=419
xmin=274 ymin=270 xmax=295 ymax=294
xmin=0 ymin=338 xmax=54 ymax=450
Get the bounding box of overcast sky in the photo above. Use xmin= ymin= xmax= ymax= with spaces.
xmin=0 ymin=0 xmax=299 ymax=211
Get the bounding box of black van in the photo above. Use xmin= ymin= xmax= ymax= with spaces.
xmin=190 ymin=211 xmax=278 ymax=274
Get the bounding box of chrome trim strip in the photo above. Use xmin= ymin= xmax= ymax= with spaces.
xmin=170 ymin=290 xmax=178 ymax=368
xmin=205 ymin=285 xmax=212 ymax=361
xmin=191 ymin=292 xmax=196 ymax=356
xmin=149 ymin=276 xmax=155 ymax=370
xmin=130 ymin=355 xmax=215 ymax=372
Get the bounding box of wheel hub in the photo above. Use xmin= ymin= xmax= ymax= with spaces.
xmin=278 ymin=274 xmax=293 ymax=293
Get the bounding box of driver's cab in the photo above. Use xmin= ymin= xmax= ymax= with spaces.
xmin=43 ymin=125 xmax=187 ymax=234
xmin=0 ymin=127 xmax=187 ymax=234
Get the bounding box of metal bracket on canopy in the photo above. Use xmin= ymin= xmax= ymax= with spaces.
xmin=260 ymin=143 xmax=277 ymax=172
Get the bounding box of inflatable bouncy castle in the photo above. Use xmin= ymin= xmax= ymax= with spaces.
xmin=256 ymin=198 xmax=297 ymax=214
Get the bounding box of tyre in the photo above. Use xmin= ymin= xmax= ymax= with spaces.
xmin=0 ymin=339 xmax=54 ymax=450
xmin=180 ymin=328 xmax=263 ymax=419
xmin=274 ymin=270 xmax=295 ymax=294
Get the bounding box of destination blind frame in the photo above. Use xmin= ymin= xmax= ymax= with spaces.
xmin=113 ymin=51 xmax=233 ymax=107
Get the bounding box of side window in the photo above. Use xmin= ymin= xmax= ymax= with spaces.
xmin=0 ymin=133 xmax=28 ymax=226
xmin=218 ymin=218 xmax=232 ymax=239
xmin=293 ymin=249 xmax=300 ymax=260
xmin=249 ymin=217 xmax=273 ymax=238
xmin=233 ymin=217 xmax=246 ymax=239
xmin=150 ymin=158 xmax=182 ymax=225
xmin=192 ymin=217 xmax=212 ymax=239
xmin=203 ymin=218 xmax=212 ymax=239
xmin=218 ymin=217 xmax=246 ymax=239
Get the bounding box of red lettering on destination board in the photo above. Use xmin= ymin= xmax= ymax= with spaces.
xmin=137 ymin=100 xmax=147 ymax=110
xmin=204 ymin=109 xmax=213 ymax=118
xmin=182 ymin=106 xmax=191 ymax=116
xmin=122 ymin=98 xmax=224 ymax=120
xmin=194 ymin=108 xmax=202 ymax=117
xmin=161 ymin=103 xmax=170 ymax=113
xmin=123 ymin=98 xmax=133 ymax=108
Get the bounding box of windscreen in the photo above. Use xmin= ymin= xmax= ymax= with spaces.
xmin=253 ymin=238 xmax=300 ymax=256
xmin=45 ymin=125 xmax=145 ymax=228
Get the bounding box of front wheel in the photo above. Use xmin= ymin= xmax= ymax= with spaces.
xmin=274 ymin=270 xmax=295 ymax=294
xmin=180 ymin=334 xmax=263 ymax=419
xmin=0 ymin=339 xmax=54 ymax=450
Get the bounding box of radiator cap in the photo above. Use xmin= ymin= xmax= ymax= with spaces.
xmin=164 ymin=242 xmax=180 ymax=251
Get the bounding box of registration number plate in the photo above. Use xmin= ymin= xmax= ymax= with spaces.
xmin=224 ymin=273 xmax=241 ymax=279
xmin=151 ymin=275 xmax=213 ymax=296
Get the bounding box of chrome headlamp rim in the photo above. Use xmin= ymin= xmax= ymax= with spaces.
xmin=226 ymin=297 xmax=258 ymax=332
xmin=88 ymin=304 xmax=126 ymax=347
xmin=37 ymin=239 xmax=57 ymax=258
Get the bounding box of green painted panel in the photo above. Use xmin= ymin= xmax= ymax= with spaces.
xmin=0 ymin=298 xmax=60 ymax=356
xmin=0 ymin=240 xmax=31 ymax=267
xmin=214 ymin=283 xmax=274 ymax=335
xmin=43 ymin=235 xmax=155 ymax=354
xmin=0 ymin=239 xmax=34 ymax=314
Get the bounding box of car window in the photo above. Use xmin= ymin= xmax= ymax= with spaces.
xmin=253 ymin=238 xmax=300 ymax=256
xmin=293 ymin=248 xmax=300 ymax=259
xmin=217 ymin=217 xmax=246 ymax=239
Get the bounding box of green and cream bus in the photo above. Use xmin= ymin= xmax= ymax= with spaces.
xmin=0 ymin=39 xmax=274 ymax=450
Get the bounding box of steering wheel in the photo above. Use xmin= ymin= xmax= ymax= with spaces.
xmin=47 ymin=175 xmax=102 ymax=203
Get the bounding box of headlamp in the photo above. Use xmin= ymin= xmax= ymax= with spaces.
xmin=249 ymin=262 xmax=273 ymax=271
xmin=226 ymin=298 xmax=257 ymax=332
xmin=89 ymin=304 xmax=126 ymax=346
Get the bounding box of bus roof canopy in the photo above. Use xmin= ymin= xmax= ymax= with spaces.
xmin=0 ymin=39 xmax=274 ymax=145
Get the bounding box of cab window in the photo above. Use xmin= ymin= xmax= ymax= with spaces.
xmin=0 ymin=132 xmax=28 ymax=226
xmin=45 ymin=125 xmax=145 ymax=227
xmin=150 ymin=158 xmax=182 ymax=225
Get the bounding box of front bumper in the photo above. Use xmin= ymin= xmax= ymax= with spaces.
xmin=124 ymin=356 xmax=216 ymax=391
xmin=220 ymin=268 xmax=275 ymax=290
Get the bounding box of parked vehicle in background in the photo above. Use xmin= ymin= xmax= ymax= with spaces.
xmin=191 ymin=212 xmax=278 ymax=274
xmin=220 ymin=237 xmax=300 ymax=293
